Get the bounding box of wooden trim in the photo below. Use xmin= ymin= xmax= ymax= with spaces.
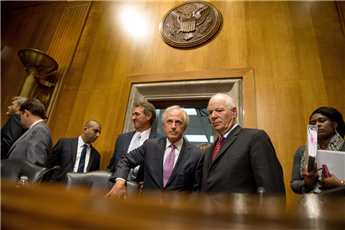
xmin=46 ymin=3 xmax=92 ymax=126
xmin=337 ymin=1 xmax=345 ymax=34
xmin=125 ymin=68 xmax=257 ymax=128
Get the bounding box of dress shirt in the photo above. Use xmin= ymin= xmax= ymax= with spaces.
xmin=163 ymin=138 xmax=183 ymax=167
xmin=73 ymin=136 xmax=91 ymax=172
xmin=116 ymin=136 xmax=184 ymax=182
xmin=127 ymin=128 xmax=151 ymax=152
xmin=30 ymin=119 xmax=44 ymax=129
xmin=222 ymin=124 xmax=238 ymax=139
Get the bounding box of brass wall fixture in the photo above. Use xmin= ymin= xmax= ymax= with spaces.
xmin=17 ymin=48 xmax=58 ymax=98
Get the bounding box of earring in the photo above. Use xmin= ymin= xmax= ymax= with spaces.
xmin=335 ymin=129 xmax=340 ymax=137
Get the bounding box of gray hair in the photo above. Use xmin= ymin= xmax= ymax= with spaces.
xmin=161 ymin=105 xmax=189 ymax=126
xmin=134 ymin=101 xmax=156 ymax=125
xmin=12 ymin=96 xmax=27 ymax=107
xmin=209 ymin=93 xmax=236 ymax=109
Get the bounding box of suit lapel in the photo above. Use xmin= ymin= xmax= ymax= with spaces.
xmin=6 ymin=127 xmax=31 ymax=157
xmin=156 ymin=138 xmax=166 ymax=189
xmin=212 ymin=125 xmax=241 ymax=165
xmin=71 ymin=138 xmax=78 ymax=166
xmin=166 ymin=139 xmax=190 ymax=186
xmin=87 ymin=146 xmax=95 ymax=171
xmin=204 ymin=141 xmax=216 ymax=173
xmin=124 ymin=131 xmax=135 ymax=152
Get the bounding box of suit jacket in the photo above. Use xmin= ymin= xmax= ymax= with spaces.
xmin=110 ymin=137 xmax=204 ymax=192
xmin=201 ymin=125 xmax=285 ymax=195
xmin=6 ymin=120 xmax=52 ymax=167
xmin=106 ymin=131 xmax=163 ymax=176
xmin=47 ymin=137 xmax=101 ymax=182
xmin=1 ymin=114 xmax=26 ymax=159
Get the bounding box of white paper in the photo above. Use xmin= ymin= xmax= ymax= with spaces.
xmin=316 ymin=150 xmax=345 ymax=180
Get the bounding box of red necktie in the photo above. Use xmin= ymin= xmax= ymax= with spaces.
xmin=212 ymin=137 xmax=225 ymax=162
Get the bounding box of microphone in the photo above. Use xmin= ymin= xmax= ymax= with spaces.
xmin=257 ymin=187 xmax=265 ymax=210
xmin=257 ymin=187 xmax=266 ymax=195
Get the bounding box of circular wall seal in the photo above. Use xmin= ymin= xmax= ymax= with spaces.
xmin=159 ymin=1 xmax=222 ymax=48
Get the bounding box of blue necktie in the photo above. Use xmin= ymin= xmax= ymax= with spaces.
xmin=127 ymin=133 xmax=141 ymax=180
xmin=129 ymin=133 xmax=141 ymax=152
xmin=77 ymin=144 xmax=87 ymax=173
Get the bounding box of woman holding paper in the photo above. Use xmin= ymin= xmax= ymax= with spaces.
xmin=290 ymin=107 xmax=345 ymax=194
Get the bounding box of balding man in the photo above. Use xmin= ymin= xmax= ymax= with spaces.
xmin=1 ymin=96 xmax=27 ymax=159
xmin=47 ymin=120 xmax=102 ymax=183
xmin=201 ymin=93 xmax=285 ymax=195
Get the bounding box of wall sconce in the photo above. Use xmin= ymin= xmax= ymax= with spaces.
xmin=18 ymin=48 xmax=58 ymax=98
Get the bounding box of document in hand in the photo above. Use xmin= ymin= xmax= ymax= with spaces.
xmin=316 ymin=150 xmax=345 ymax=180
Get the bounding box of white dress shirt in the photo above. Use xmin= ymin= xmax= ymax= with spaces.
xmin=163 ymin=138 xmax=183 ymax=167
xmin=73 ymin=136 xmax=91 ymax=173
xmin=127 ymin=128 xmax=151 ymax=152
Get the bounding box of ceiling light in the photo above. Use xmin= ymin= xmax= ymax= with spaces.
xmin=185 ymin=135 xmax=208 ymax=142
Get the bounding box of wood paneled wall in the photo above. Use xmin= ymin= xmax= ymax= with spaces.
xmin=2 ymin=1 xmax=344 ymax=208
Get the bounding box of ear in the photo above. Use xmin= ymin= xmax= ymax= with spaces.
xmin=83 ymin=127 xmax=88 ymax=133
xmin=24 ymin=110 xmax=30 ymax=118
xmin=333 ymin=122 xmax=338 ymax=129
xmin=147 ymin=113 xmax=152 ymax=121
xmin=232 ymin=107 xmax=238 ymax=117
xmin=183 ymin=125 xmax=188 ymax=132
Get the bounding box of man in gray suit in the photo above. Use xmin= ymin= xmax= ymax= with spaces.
xmin=106 ymin=105 xmax=204 ymax=199
xmin=6 ymin=98 xmax=53 ymax=167
xmin=1 ymin=96 xmax=27 ymax=159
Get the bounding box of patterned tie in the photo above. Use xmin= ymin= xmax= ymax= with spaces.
xmin=212 ymin=136 xmax=225 ymax=162
xmin=163 ymin=144 xmax=175 ymax=187
xmin=127 ymin=133 xmax=141 ymax=180
xmin=77 ymin=144 xmax=87 ymax=173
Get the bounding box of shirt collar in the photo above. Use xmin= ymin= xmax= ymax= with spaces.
xmin=134 ymin=128 xmax=151 ymax=139
xmin=165 ymin=137 xmax=184 ymax=151
xmin=78 ymin=136 xmax=89 ymax=148
xmin=30 ymin=119 xmax=44 ymax=129
xmin=223 ymin=124 xmax=238 ymax=138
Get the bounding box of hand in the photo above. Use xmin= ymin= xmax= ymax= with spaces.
xmin=303 ymin=161 xmax=319 ymax=189
xmin=321 ymin=174 xmax=341 ymax=189
xmin=105 ymin=179 xmax=127 ymax=200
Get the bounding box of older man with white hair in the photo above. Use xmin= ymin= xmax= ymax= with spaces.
xmin=106 ymin=105 xmax=204 ymax=199
xmin=201 ymin=93 xmax=285 ymax=195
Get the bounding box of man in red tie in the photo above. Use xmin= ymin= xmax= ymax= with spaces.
xmin=106 ymin=105 xmax=204 ymax=199
xmin=201 ymin=93 xmax=285 ymax=195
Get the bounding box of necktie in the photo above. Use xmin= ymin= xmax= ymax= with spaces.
xmin=129 ymin=133 xmax=141 ymax=152
xmin=77 ymin=144 xmax=87 ymax=173
xmin=163 ymin=144 xmax=175 ymax=187
xmin=127 ymin=133 xmax=141 ymax=180
xmin=212 ymin=136 xmax=225 ymax=162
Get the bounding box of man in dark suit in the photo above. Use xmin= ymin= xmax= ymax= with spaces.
xmin=6 ymin=99 xmax=53 ymax=167
xmin=201 ymin=93 xmax=285 ymax=195
xmin=1 ymin=96 xmax=27 ymax=159
xmin=106 ymin=101 xmax=162 ymax=182
xmin=106 ymin=105 xmax=204 ymax=199
xmin=47 ymin=120 xmax=102 ymax=183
